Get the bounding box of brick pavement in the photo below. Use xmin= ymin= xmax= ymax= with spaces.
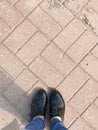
xmin=0 ymin=0 xmax=98 ymax=130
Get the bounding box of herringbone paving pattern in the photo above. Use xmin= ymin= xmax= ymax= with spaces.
xmin=0 ymin=0 xmax=98 ymax=129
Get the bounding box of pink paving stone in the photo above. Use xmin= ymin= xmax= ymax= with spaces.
xmin=66 ymin=30 xmax=98 ymax=63
xmin=88 ymin=0 xmax=98 ymax=13
xmin=7 ymin=0 xmax=18 ymax=4
xmin=0 ymin=0 xmax=23 ymax=29
xmin=0 ymin=96 xmax=23 ymax=128
xmin=69 ymin=79 xmax=98 ymax=114
xmin=17 ymin=32 xmax=49 ymax=65
xmin=40 ymin=0 xmax=73 ymax=27
xmin=69 ymin=117 xmax=94 ymax=130
xmin=42 ymin=43 xmax=75 ymax=76
xmin=3 ymin=68 xmax=38 ymax=104
xmin=80 ymin=53 xmax=98 ymax=81
xmin=28 ymin=7 xmax=61 ymax=39
xmin=0 ymin=44 xmax=25 ymax=78
xmin=82 ymin=104 xmax=98 ymax=130
xmin=57 ymin=67 xmax=89 ymax=102
xmin=26 ymin=80 xmax=48 ymax=99
xmin=94 ymin=97 xmax=98 ymax=107
xmin=12 ymin=69 xmax=38 ymax=92
xmin=15 ymin=0 xmax=42 ymax=16
xmin=3 ymin=83 xmax=25 ymax=104
xmin=16 ymin=96 xmax=31 ymax=121
xmin=92 ymin=45 xmax=98 ymax=58
xmin=54 ymin=18 xmax=86 ymax=51
xmin=62 ymin=0 xmax=89 ymax=14
xmin=0 ymin=18 xmax=10 ymax=42
xmin=29 ymin=56 xmax=64 ymax=87
xmin=3 ymin=19 xmax=37 ymax=53
xmin=0 ymin=67 xmax=13 ymax=93
xmin=64 ymin=104 xmax=78 ymax=127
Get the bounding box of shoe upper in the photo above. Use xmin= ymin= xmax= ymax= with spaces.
xmin=31 ymin=89 xmax=47 ymax=119
xmin=49 ymin=89 xmax=65 ymax=120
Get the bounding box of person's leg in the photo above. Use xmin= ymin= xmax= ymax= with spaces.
xmin=23 ymin=117 xmax=45 ymax=130
xmin=23 ymin=88 xmax=47 ymax=130
xmin=50 ymin=118 xmax=68 ymax=130
xmin=49 ymin=89 xmax=68 ymax=130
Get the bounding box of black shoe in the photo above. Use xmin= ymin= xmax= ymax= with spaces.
xmin=31 ymin=88 xmax=47 ymax=119
xmin=49 ymin=89 xmax=65 ymax=120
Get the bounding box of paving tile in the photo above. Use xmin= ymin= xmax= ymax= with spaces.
xmin=3 ymin=68 xmax=38 ymax=104
xmin=77 ymin=6 xmax=98 ymax=36
xmin=17 ymin=96 xmax=31 ymax=121
xmin=67 ymin=30 xmax=98 ymax=63
xmin=94 ymin=97 xmax=98 ymax=107
xmin=54 ymin=18 xmax=86 ymax=51
xmin=80 ymin=53 xmax=98 ymax=81
xmin=29 ymin=56 xmax=64 ymax=87
xmin=12 ymin=69 xmax=38 ymax=91
xmin=0 ymin=67 xmax=13 ymax=93
xmin=82 ymin=104 xmax=98 ymax=130
xmin=0 ymin=0 xmax=23 ymax=29
xmin=0 ymin=97 xmax=14 ymax=129
xmin=64 ymin=104 xmax=78 ymax=127
xmin=42 ymin=43 xmax=75 ymax=76
xmin=17 ymin=32 xmax=49 ymax=65
xmin=3 ymin=19 xmax=37 ymax=53
xmin=40 ymin=0 xmax=73 ymax=27
xmin=69 ymin=117 xmax=94 ymax=130
xmin=88 ymin=0 xmax=98 ymax=13
xmin=15 ymin=0 xmax=42 ymax=16
xmin=2 ymin=119 xmax=19 ymax=130
xmin=28 ymin=7 xmax=61 ymax=39
xmin=69 ymin=79 xmax=98 ymax=114
xmin=27 ymin=80 xmax=48 ymax=98
xmin=3 ymin=83 xmax=25 ymax=104
xmin=62 ymin=0 xmax=89 ymax=14
xmin=0 ymin=18 xmax=10 ymax=42
xmin=57 ymin=67 xmax=89 ymax=101
xmin=92 ymin=45 xmax=98 ymax=58
xmin=0 ymin=96 xmax=23 ymax=129
xmin=7 ymin=0 xmax=18 ymax=4
xmin=0 ymin=44 xmax=25 ymax=78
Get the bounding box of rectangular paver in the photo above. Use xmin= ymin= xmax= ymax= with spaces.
xmin=0 ymin=44 xmax=25 ymax=78
xmin=67 ymin=30 xmax=98 ymax=63
xmin=0 ymin=18 xmax=10 ymax=42
xmin=40 ymin=0 xmax=73 ymax=27
xmin=17 ymin=31 xmax=49 ymax=65
xmin=62 ymin=0 xmax=89 ymax=14
xmin=42 ymin=43 xmax=75 ymax=76
xmin=28 ymin=7 xmax=61 ymax=39
xmin=3 ymin=69 xmax=38 ymax=104
xmin=69 ymin=117 xmax=94 ymax=130
xmin=80 ymin=53 xmax=98 ymax=81
xmin=92 ymin=44 xmax=98 ymax=58
xmin=0 ymin=67 xmax=13 ymax=93
xmin=57 ymin=67 xmax=89 ymax=101
xmin=3 ymin=19 xmax=37 ymax=53
xmin=82 ymin=104 xmax=98 ymax=130
xmin=54 ymin=18 xmax=86 ymax=51
xmin=15 ymin=0 xmax=42 ymax=16
xmin=29 ymin=56 xmax=64 ymax=87
xmin=88 ymin=0 xmax=98 ymax=13
xmin=0 ymin=0 xmax=23 ymax=29
xmin=64 ymin=104 xmax=78 ymax=127
xmin=69 ymin=79 xmax=98 ymax=114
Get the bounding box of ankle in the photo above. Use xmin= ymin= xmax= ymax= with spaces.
xmin=51 ymin=116 xmax=62 ymax=121
xmin=33 ymin=115 xmax=44 ymax=120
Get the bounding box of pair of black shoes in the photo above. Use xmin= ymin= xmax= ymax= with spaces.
xmin=31 ymin=88 xmax=65 ymax=121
